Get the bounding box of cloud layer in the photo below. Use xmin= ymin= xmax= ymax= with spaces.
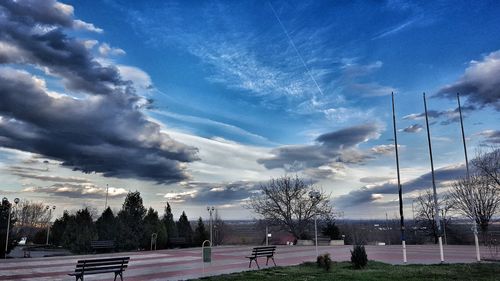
xmin=333 ymin=164 xmax=465 ymax=208
xmin=258 ymin=124 xmax=381 ymax=172
xmin=438 ymin=50 xmax=500 ymax=111
xmin=0 ymin=0 xmax=198 ymax=183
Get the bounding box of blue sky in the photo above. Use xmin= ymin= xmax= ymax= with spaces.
xmin=0 ymin=0 xmax=499 ymax=220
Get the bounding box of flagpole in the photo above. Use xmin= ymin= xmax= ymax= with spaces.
xmin=423 ymin=92 xmax=444 ymax=263
xmin=392 ymin=92 xmax=407 ymax=263
xmin=457 ymin=93 xmax=481 ymax=261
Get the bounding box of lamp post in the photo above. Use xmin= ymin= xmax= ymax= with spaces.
xmin=3 ymin=197 xmax=19 ymax=259
xmin=206 ymin=206 xmax=215 ymax=245
xmin=46 ymin=205 xmax=56 ymax=245
xmin=309 ymin=190 xmax=320 ymax=257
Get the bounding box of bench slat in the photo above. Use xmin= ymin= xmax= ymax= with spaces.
xmin=75 ymin=262 xmax=127 ymax=268
xmin=74 ymin=265 xmax=128 ymax=273
xmin=76 ymin=260 xmax=129 ymax=267
xmin=76 ymin=257 xmax=129 ymax=263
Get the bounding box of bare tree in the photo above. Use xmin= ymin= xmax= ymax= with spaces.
xmin=415 ymin=190 xmax=452 ymax=244
xmin=471 ymin=148 xmax=500 ymax=186
xmin=248 ymin=176 xmax=333 ymax=240
xmin=14 ymin=200 xmax=51 ymax=228
xmin=449 ymin=174 xmax=500 ymax=236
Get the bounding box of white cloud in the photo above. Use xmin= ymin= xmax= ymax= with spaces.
xmin=117 ymin=65 xmax=152 ymax=90
xmin=99 ymin=43 xmax=126 ymax=56
xmin=73 ymin=19 xmax=103 ymax=33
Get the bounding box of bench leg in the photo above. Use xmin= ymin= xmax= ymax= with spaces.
xmin=255 ymin=259 xmax=260 ymax=269
xmin=248 ymin=258 xmax=252 ymax=268
xmin=266 ymin=256 xmax=276 ymax=266
xmin=114 ymin=272 xmax=123 ymax=281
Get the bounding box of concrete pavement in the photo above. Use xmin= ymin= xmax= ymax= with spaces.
xmin=0 ymin=245 xmax=493 ymax=280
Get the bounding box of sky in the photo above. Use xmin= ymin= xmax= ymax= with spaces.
xmin=0 ymin=0 xmax=499 ymax=221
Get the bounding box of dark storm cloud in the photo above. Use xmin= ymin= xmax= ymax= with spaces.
xmin=401 ymin=124 xmax=423 ymax=133
xmin=437 ymin=50 xmax=500 ymax=111
xmin=258 ymin=124 xmax=380 ymax=171
xmin=402 ymin=105 xmax=475 ymax=126
xmin=477 ymin=130 xmax=500 ymax=144
xmin=333 ymin=164 xmax=465 ymax=208
xmin=0 ymin=0 xmax=198 ymax=183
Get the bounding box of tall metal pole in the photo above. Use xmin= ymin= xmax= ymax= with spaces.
xmin=4 ymin=204 xmax=11 ymax=259
xmin=457 ymin=93 xmax=481 ymax=261
xmin=46 ymin=206 xmax=55 ymax=245
xmin=392 ymin=92 xmax=407 ymax=263
xmin=207 ymin=206 xmax=214 ymax=245
xmin=423 ymin=93 xmax=444 ymax=262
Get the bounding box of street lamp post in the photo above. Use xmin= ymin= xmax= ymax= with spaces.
xmin=3 ymin=197 xmax=19 ymax=259
xmin=46 ymin=205 xmax=56 ymax=245
xmin=309 ymin=191 xmax=320 ymax=257
xmin=206 ymin=206 xmax=215 ymax=245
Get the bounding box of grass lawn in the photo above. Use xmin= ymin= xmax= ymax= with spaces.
xmin=194 ymin=261 xmax=500 ymax=281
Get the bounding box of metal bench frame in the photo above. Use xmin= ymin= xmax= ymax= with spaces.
xmin=246 ymin=246 xmax=277 ymax=269
xmin=68 ymin=256 xmax=129 ymax=281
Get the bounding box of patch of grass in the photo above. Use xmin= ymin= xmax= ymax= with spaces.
xmin=193 ymin=261 xmax=500 ymax=281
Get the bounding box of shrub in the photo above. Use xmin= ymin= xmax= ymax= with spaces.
xmin=350 ymin=245 xmax=368 ymax=269
xmin=316 ymin=253 xmax=332 ymax=271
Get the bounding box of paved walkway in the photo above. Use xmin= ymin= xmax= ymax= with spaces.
xmin=0 ymin=245 xmax=493 ymax=280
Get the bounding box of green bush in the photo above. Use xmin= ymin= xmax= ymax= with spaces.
xmin=350 ymin=245 xmax=368 ymax=269
xmin=316 ymin=253 xmax=332 ymax=271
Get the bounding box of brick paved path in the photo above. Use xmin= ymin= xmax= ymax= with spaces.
xmin=0 ymin=245 xmax=491 ymax=280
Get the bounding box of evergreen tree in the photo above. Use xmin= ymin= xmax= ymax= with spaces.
xmin=142 ymin=207 xmax=167 ymax=250
xmin=117 ymin=191 xmax=146 ymax=250
xmin=321 ymin=218 xmax=341 ymax=240
xmin=96 ymin=207 xmax=117 ymax=241
xmin=62 ymin=208 xmax=97 ymax=253
xmin=176 ymin=211 xmax=193 ymax=245
xmin=162 ymin=202 xmax=177 ymax=247
xmin=193 ymin=217 xmax=209 ymax=246
xmin=51 ymin=211 xmax=72 ymax=246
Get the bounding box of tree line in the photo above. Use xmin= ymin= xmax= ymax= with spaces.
xmin=1 ymin=191 xmax=214 ymax=255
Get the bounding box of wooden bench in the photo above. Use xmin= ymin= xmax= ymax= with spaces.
xmin=246 ymin=246 xmax=277 ymax=269
xmin=68 ymin=257 xmax=130 ymax=281
xmin=90 ymin=240 xmax=115 ymax=252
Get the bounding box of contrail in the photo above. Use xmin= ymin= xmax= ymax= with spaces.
xmin=268 ymin=1 xmax=324 ymax=97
